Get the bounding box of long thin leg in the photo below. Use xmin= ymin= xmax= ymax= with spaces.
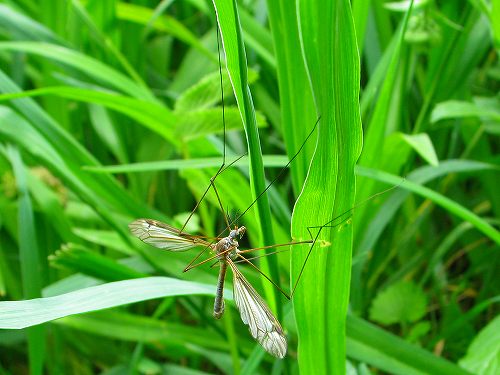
xmin=233 ymin=248 xmax=290 ymax=263
xmin=210 ymin=177 xmax=230 ymax=230
xmin=237 ymin=241 xmax=313 ymax=255
xmin=234 ymin=254 xmax=290 ymax=299
xmin=184 ymin=240 xmax=312 ymax=272
xmin=186 ymin=245 xmax=236 ymax=271
xmin=180 ymin=154 xmax=246 ymax=234
xmin=289 ymin=215 xmax=353 ymax=298
xmin=182 ymin=158 xmax=247 ymax=272
xmin=185 ymin=183 xmax=400 ymax=294
xmin=180 ymin=165 xmax=223 ymax=235
xmin=288 ymin=182 xmax=404 ymax=297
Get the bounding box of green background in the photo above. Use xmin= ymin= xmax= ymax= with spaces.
xmin=0 ymin=0 xmax=499 ymax=374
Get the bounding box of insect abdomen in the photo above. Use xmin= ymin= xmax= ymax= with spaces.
xmin=213 ymin=262 xmax=227 ymax=319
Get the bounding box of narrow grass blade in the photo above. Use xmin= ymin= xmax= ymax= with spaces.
xmin=0 ymin=41 xmax=155 ymax=101
xmin=56 ymin=311 xmax=236 ymax=352
xmin=266 ymin=1 xmax=316 ymax=195
xmin=84 ymin=155 xmax=288 ymax=174
xmin=212 ymin=0 xmax=280 ymax=312
xmin=347 ymin=315 xmax=473 ymax=375
xmin=356 ymin=166 xmax=500 ymax=245
xmin=5 ymin=147 xmax=46 ymax=375
xmin=0 ymin=277 xmax=224 ymax=329
xmin=0 ymin=87 xmax=177 ymax=143
xmin=355 ymin=160 xmax=500 ymax=274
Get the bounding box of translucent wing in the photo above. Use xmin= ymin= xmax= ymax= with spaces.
xmin=129 ymin=219 xmax=211 ymax=251
xmin=228 ymin=261 xmax=287 ymax=358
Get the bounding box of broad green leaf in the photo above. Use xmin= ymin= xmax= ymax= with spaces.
xmin=400 ymin=133 xmax=439 ymax=166
xmin=267 ymin=0 xmax=316 ymax=195
xmin=292 ymin=0 xmax=363 ymax=373
xmin=175 ymin=107 xmax=266 ymax=141
xmin=175 ymin=70 xmax=233 ymax=112
xmin=431 ymin=98 xmax=500 ymax=124
xmin=407 ymin=321 xmax=431 ymax=343
xmin=459 ymin=315 xmax=500 ymax=375
xmin=175 ymin=70 xmax=257 ymax=112
xmin=0 ymin=41 xmax=155 ymax=101
xmin=0 ymin=87 xmax=177 ymax=144
xmin=369 ymin=280 xmax=427 ymax=325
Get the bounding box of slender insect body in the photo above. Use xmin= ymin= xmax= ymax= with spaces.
xmin=213 ymin=225 xmax=245 ymax=318
xmin=213 ymin=262 xmax=227 ymax=319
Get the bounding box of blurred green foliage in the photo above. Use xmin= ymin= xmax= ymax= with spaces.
xmin=0 ymin=0 xmax=498 ymax=374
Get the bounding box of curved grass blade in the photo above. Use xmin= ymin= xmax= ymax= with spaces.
xmin=0 ymin=41 xmax=155 ymax=101
xmin=4 ymin=147 xmax=46 ymax=375
xmin=346 ymin=315 xmax=473 ymax=375
xmin=267 ymin=1 xmax=316 ymax=195
xmin=0 ymin=87 xmax=177 ymax=143
xmin=0 ymin=277 xmax=222 ymax=329
xmin=292 ymin=0 xmax=363 ymax=373
xmin=356 ymin=166 xmax=500 ymax=245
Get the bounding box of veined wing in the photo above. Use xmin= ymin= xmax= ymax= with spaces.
xmin=129 ymin=219 xmax=212 ymax=251
xmin=228 ymin=261 xmax=287 ymax=358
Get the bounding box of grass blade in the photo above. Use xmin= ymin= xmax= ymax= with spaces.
xmin=212 ymin=0 xmax=280 ymax=313
xmin=0 ymin=277 xmax=222 ymax=329
xmin=292 ymin=0 xmax=363 ymax=372
xmin=357 ymin=166 xmax=500 ymax=245
xmin=5 ymin=147 xmax=46 ymax=375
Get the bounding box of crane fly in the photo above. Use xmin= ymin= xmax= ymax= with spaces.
xmin=128 ymin=218 xmax=288 ymax=358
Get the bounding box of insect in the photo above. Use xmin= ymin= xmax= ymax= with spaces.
xmin=129 ymin=218 xmax=288 ymax=358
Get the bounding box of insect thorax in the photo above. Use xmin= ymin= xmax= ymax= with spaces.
xmin=215 ymin=236 xmax=238 ymax=260
xmin=215 ymin=226 xmax=246 ymax=261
